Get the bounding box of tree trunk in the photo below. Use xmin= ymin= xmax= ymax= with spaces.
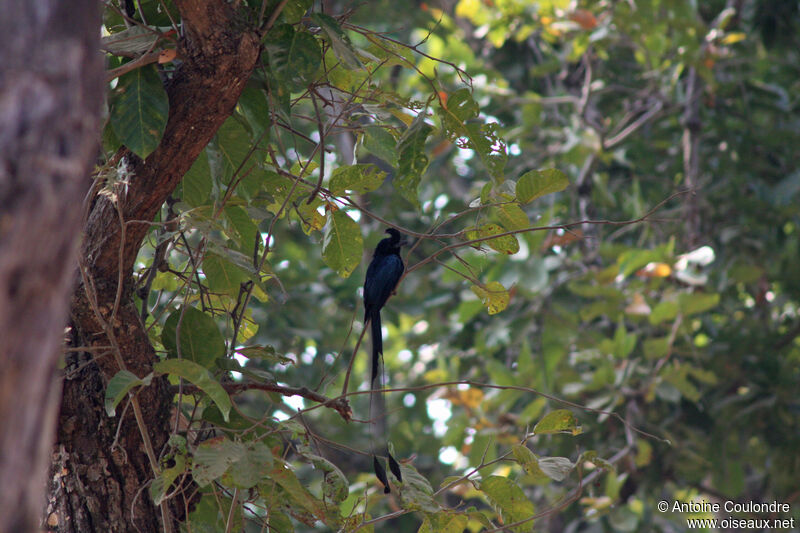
xmin=45 ymin=2 xmax=261 ymax=532
xmin=0 ymin=2 xmax=103 ymax=532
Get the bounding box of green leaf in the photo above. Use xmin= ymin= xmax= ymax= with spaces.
xmin=399 ymin=463 xmax=440 ymax=512
xmin=237 ymin=85 xmax=271 ymax=143
xmin=235 ymin=344 xmax=290 ymax=365
xmin=613 ymin=320 xmax=637 ymax=359
xmin=439 ymin=88 xmax=479 ymax=135
xmin=110 ymin=65 xmax=168 ymax=158
xmin=395 ymin=113 xmax=433 ymax=208
xmin=418 ymin=513 xmax=469 ymax=533
xmin=471 ymin=281 xmax=510 ymax=315
xmin=362 ymin=126 xmax=398 ymax=167
xmin=299 ymin=451 xmax=349 ymax=504
xmin=154 ymin=359 xmax=232 ymax=422
xmin=226 ymin=441 xmax=273 ymax=489
xmin=479 ymin=476 xmax=536 ymax=532
xmin=493 ymin=203 xmax=530 ymax=231
xmin=295 ymin=198 xmax=326 ymax=235
xmin=311 ymin=13 xmax=363 ymax=69
xmin=280 ymin=0 xmax=313 ymax=23
xmin=105 ymin=370 xmax=152 ymax=417
xmin=182 ymin=149 xmax=212 ymax=206
xmin=224 ymin=206 xmax=259 ymax=254
xmin=151 ymin=454 xmax=185 ymax=505
xmin=534 ymin=409 xmax=582 ymax=435
xmin=328 ymin=164 xmax=387 ymax=195
xmin=643 ymin=336 xmax=671 ymax=359
xmin=192 ymin=436 xmax=243 ymax=487
xmin=515 ymin=169 xmax=569 ymax=204
xmin=322 ymin=210 xmax=363 ymax=277
xmin=437 ymin=91 xmax=507 ymax=180
xmin=446 ymin=88 xmax=480 ymax=121
xmin=465 ymin=122 xmax=508 ymax=182
xmin=211 ymin=117 xmax=252 ymax=185
xmin=264 ymin=25 xmax=322 ymax=92
xmin=678 ymin=292 xmax=720 ymax=316
xmin=512 ymin=444 xmax=549 ymax=482
xmin=466 ymin=223 xmax=519 ymax=254
xmin=161 ymin=306 xmax=225 ymax=367
xmin=269 ymin=462 xmax=341 ymax=527
xmin=649 ymin=300 xmax=679 ymax=325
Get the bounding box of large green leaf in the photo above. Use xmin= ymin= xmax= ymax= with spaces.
xmin=269 ymin=462 xmax=341 ymax=528
xmin=203 ymin=253 xmax=250 ymax=296
xmin=161 ymin=306 xmax=225 ymax=367
xmin=466 ymin=223 xmax=519 ymax=254
xmin=493 ymin=203 xmax=530 ymax=231
xmin=362 ymin=126 xmax=399 ymax=167
xmin=395 ymin=113 xmax=433 ymax=208
xmin=471 ymin=281 xmax=510 ymax=315
xmin=154 ymin=359 xmax=232 ymax=422
xmin=438 ymin=90 xmax=506 ymax=181
xmin=210 ymin=117 xmax=252 ymax=185
xmin=328 ymin=164 xmax=387 ymax=195
xmin=237 ymin=85 xmax=271 ymax=143
xmin=515 ymin=169 xmax=569 ymax=204
xmin=110 ymin=65 xmax=168 ymax=158
xmin=479 ymin=476 xmax=536 ymax=532
xmin=311 ymin=13 xmax=363 ymax=69
xmin=104 ymin=370 xmax=153 ymax=417
xmin=322 ymin=210 xmax=363 ymax=277
xmin=439 ymin=88 xmax=479 ymax=134
xmin=533 ymin=409 xmax=581 ymax=435
xmin=182 ymin=149 xmax=212 ymax=207
xmin=224 ymin=206 xmax=260 ymax=254
xmin=465 ymin=122 xmax=507 ymax=182
xmin=264 ymin=25 xmax=322 ymax=92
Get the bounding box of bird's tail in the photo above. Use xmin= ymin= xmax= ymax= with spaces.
xmin=370 ymin=310 xmax=382 ymax=382
xmin=367 ymin=311 xmax=403 ymax=491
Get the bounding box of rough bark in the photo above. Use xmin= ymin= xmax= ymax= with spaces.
xmin=46 ymin=2 xmax=261 ymax=532
xmin=0 ymin=2 xmax=103 ymax=532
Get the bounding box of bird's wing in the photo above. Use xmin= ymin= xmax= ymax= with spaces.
xmin=364 ymin=254 xmax=404 ymax=313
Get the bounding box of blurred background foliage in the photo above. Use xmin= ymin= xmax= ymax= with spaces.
xmin=102 ymin=0 xmax=800 ymax=530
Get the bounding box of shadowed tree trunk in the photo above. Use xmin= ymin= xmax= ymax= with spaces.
xmin=44 ymin=2 xmax=262 ymax=532
xmin=0 ymin=2 xmax=103 ymax=532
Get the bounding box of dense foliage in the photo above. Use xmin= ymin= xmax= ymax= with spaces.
xmin=97 ymin=0 xmax=799 ymax=531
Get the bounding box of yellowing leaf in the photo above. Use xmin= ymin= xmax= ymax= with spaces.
xmin=466 ymin=224 xmax=519 ymax=254
xmin=534 ymin=409 xmax=582 ymax=435
xmin=471 ymin=281 xmax=510 ymax=315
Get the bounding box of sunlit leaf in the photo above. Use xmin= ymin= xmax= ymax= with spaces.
xmin=471 ymin=281 xmax=510 ymax=314
xmin=362 ymin=126 xmax=399 ymax=166
xmin=534 ymin=409 xmax=581 ymax=435
xmin=479 ymin=476 xmax=536 ymax=532
xmin=328 ymin=164 xmax=387 ymax=195
xmin=395 ymin=112 xmax=433 ymax=208
xmin=322 ymin=210 xmax=363 ymax=277
xmin=515 ymin=169 xmax=569 ymax=204
xmin=466 ymin=223 xmax=519 ymax=254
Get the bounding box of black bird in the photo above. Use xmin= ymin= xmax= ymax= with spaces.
xmin=363 ymin=228 xmax=404 ymax=492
